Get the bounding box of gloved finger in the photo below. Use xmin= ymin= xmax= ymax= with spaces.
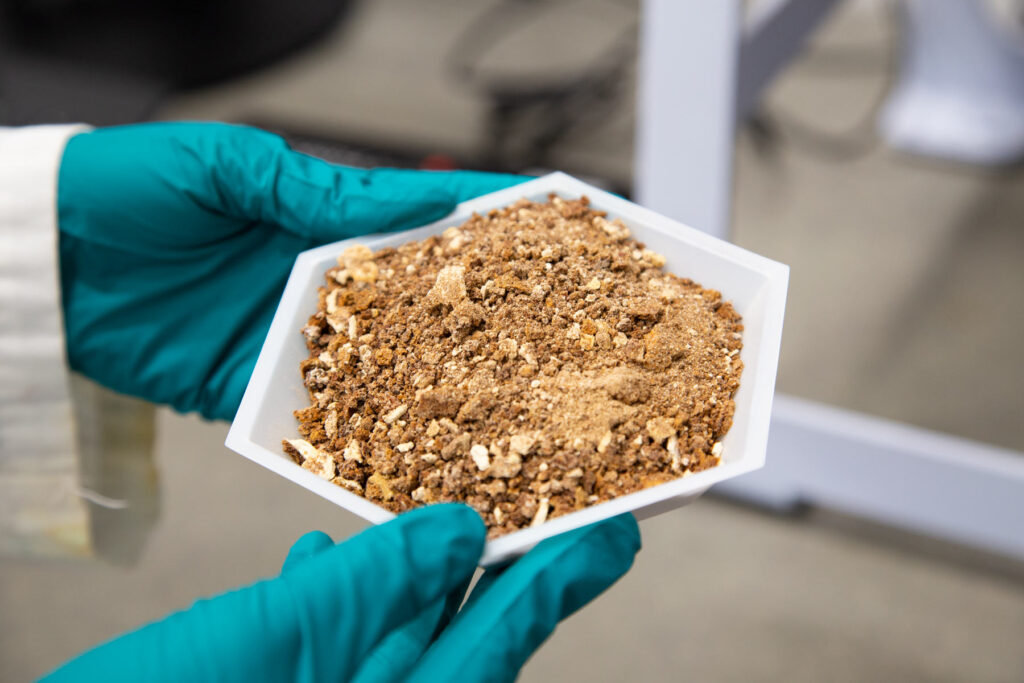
xmin=458 ymin=515 xmax=641 ymax=617
xmin=280 ymin=530 xmax=334 ymax=573
xmin=350 ymin=576 xmax=473 ymax=683
xmin=209 ymin=126 xmax=528 ymax=241
xmin=406 ymin=168 xmax=530 ymax=205
xmin=276 ymin=504 xmax=485 ymax=674
xmin=42 ymin=504 xmax=486 ymax=683
xmin=406 ymin=514 xmax=641 ymax=683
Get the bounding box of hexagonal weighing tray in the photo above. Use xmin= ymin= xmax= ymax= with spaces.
xmin=226 ymin=172 xmax=789 ymax=566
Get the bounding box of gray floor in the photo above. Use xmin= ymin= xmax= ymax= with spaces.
xmin=3 ymin=1 xmax=1024 ymax=681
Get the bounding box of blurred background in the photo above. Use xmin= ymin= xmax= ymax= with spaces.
xmin=2 ymin=0 xmax=1024 ymax=680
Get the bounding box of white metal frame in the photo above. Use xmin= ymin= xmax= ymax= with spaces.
xmin=635 ymin=0 xmax=1024 ymax=561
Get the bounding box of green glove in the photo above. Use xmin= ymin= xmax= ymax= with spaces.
xmin=42 ymin=505 xmax=641 ymax=683
xmin=58 ymin=122 xmax=525 ymax=421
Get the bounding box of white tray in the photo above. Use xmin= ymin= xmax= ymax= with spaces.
xmin=226 ymin=172 xmax=789 ymax=566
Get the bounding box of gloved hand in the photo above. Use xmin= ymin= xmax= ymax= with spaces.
xmin=58 ymin=123 xmax=525 ymax=421
xmin=42 ymin=505 xmax=641 ymax=683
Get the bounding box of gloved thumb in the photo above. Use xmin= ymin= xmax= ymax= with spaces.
xmin=211 ymin=125 xmax=527 ymax=242
xmin=407 ymin=514 xmax=641 ymax=683
xmin=280 ymin=530 xmax=334 ymax=573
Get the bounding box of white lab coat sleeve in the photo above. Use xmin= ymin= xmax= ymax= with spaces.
xmin=0 ymin=125 xmax=160 ymax=563
xmin=0 ymin=124 xmax=93 ymax=556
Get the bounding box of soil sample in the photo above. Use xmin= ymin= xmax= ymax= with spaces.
xmin=284 ymin=195 xmax=743 ymax=537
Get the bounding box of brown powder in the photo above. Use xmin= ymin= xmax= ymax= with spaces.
xmin=284 ymin=195 xmax=743 ymax=537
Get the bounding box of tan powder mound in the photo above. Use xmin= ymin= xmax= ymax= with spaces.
xmin=284 ymin=195 xmax=743 ymax=537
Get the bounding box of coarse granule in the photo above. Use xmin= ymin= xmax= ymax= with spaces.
xmin=283 ymin=195 xmax=743 ymax=537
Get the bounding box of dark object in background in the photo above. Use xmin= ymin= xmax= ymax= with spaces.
xmin=0 ymin=0 xmax=353 ymax=125
xmin=445 ymin=0 xmax=636 ymax=173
